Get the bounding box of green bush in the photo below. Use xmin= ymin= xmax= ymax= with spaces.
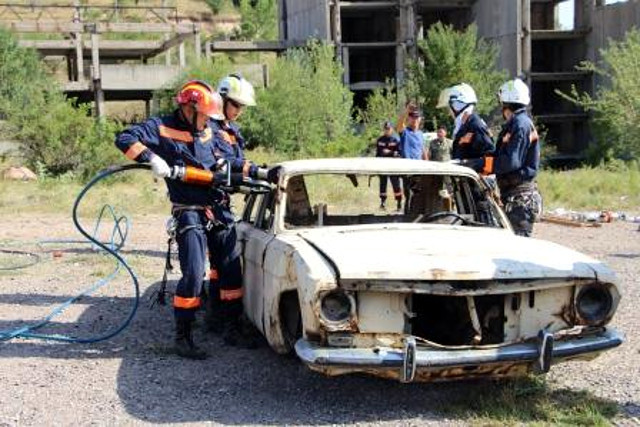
xmin=406 ymin=22 xmax=507 ymax=126
xmin=0 ymin=29 xmax=50 ymax=118
xmin=204 ymin=0 xmax=224 ymax=14
xmin=558 ymin=28 xmax=640 ymax=162
xmin=357 ymin=82 xmax=400 ymax=154
xmin=242 ymin=41 xmax=357 ymax=156
xmin=0 ymin=28 xmax=122 ymax=178
xmin=153 ymin=57 xmax=235 ymax=114
xmin=154 ymin=42 xmax=357 ymax=157
xmin=235 ymin=0 xmax=277 ymax=41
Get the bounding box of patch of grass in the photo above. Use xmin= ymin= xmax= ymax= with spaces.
xmin=538 ymin=161 xmax=640 ymax=212
xmin=0 ymin=168 xmax=169 ymax=216
xmin=442 ymin=376 xmax=618 ymax=425
xmin=2 ymin=153 xmax=638 ymax=217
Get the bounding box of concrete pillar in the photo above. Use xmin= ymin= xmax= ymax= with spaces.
xmin=194 ymin=26 xmax=201 ymax=64
xmin=331 ymin=0 xmax=342 ymax=63
xmin=179 ymin=41 xmax=186 ymax=67
xmin=575 ymin=0 xmax=594 ymax=29
xmin=262 ymin=63 xmax=270 ymax=88
xmin=66 ymin=55 xmax=74 ymax=81
xmin=165 ymin=33 xmax=172 ymax=66
xmin=75 ymin=34 xmax=84 ymax=82
xmin=72 ymin=2 xmax=83 ymax=82
xmin=90 ymin=30 xmax=104 ymax=119
xmin=521 ymin=0 xmax=531 ymax=81
xmin=396 ymin=43 xmax=406 ymax=86
xmin=342 ymin=46 xmax=350 ymax=86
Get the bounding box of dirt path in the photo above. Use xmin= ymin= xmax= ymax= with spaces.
xmin=0 ymin=213 xmax=638 ymax=425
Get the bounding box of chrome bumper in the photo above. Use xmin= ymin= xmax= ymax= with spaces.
xmin=295 ymin=328 xmax=623 ymax=381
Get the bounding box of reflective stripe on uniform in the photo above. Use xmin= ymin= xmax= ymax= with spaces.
xmin=201 ymin=127 xmax=213 ymax=143
xmin=459 ymin=132 xmax=474 ymax=144
xmin=159 ymin=125 xmax=193 ymax=143
xmin=124 ymin=142 xmax=147 ymax=160
xmin=218 ymin=129 xmax=236 ymax=145
xmin=482 ymin=156 xmax=494 ymax=175
xmin=220 ymin=288 xmax=243 ymax=301
xmin=173 ymin=295 xmax=201 ymax=309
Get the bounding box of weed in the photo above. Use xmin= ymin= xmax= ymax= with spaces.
xmin=442 ymin=376 xmax=618 ymax=425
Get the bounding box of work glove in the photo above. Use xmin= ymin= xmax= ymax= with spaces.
xmin=149 ymin=155 xmax=171 ymax=179
xmin=215 ymin=158 xmax=229 ymax=174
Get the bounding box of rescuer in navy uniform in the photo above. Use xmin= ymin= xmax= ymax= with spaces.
xmin=375 ymin=121 xmax=403 ymax=211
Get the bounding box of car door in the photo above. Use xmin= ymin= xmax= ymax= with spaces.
xmin=239 ymin=191 xmax=276 ymax=334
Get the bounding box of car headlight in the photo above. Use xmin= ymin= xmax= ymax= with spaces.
xmin=575 ymin=284 xmax=614 ymax=325
xmin=319 ymin=290 xmax=355 ymax=325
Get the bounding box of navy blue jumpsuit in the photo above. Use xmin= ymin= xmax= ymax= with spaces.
xmin=452 ymin=112 xmax=495 ymax=175
xmin=494 ymin=108 xmax=541 ymax=237
xmin=375 ymin=134 xmax=402 ymax=206
xmin=115 ymin=110 xmax=247 ymax=322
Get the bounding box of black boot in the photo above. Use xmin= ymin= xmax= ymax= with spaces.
xmin=174 ymin=318 xmax=208 ymax=359
xmin=222 ymin=317 xmax=259 ymax=349
xmin=396 ymin=199 xmax=402 ymax=212
xmin=204 ymin=288 xmax=223 ymax=334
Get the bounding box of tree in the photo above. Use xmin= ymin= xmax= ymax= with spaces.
xmin=235 ymin=0 xmax=277 ymax=41
xmin=557 ymin=28 xmax=640 ymax=162
xmin=406 ymin=22 xmax=507 ymax=128
xmin=242 ymin=41 xmax=357 ymax=156
xmin=357 ymin=82 xmax=400 ymax=154
xmin=0 ymin=28 xmax=121 ymax=177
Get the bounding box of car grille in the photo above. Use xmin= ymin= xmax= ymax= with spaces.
xmin=410 ymin=294 xmax=505 ymax=345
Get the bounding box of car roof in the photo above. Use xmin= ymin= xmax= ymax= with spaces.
xmin=277 ymin=157 xmax=479 ymax=177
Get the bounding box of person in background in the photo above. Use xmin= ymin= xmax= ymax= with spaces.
xmin=426 ymin=124 xmax=452 ymax=162
xmin=437 ymin=83 xmax=494 ymax=174
xmin=493 ymin=78 xmax=542 ymax=237
xmin=375 ymin=121 xmax=402 ymax=211
xmin=207 ymin=73 xmax=278 ymax=347
xmin=397 ymin=103 xmax=426 ymax=211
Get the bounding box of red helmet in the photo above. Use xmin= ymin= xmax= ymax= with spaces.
xmin=176 ymin=80 xmax=224 ymax=120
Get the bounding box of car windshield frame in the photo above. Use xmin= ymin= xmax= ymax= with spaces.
xmin=260 ymin=169 xmax=511 ymax=234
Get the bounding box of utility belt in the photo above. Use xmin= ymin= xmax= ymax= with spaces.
xmin=497 ymin=172 xmax=534 ymax=193
xmin=170 ymin=203 xmax=227 ymax=235
xmin=153 ymin=203 xmax=226 ymax=307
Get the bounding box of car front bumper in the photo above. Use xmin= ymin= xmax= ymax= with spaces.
xmin=295 ymin=328 xmax=623 ymax=382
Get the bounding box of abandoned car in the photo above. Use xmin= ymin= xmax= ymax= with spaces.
xmin=236 ymin=158 xmax=622 ymax=382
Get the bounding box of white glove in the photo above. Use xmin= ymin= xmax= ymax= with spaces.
xmin=215 ymin=158 xmax=229 ymax=174
xmin=149 ymin=155 xmax=171 ymax=179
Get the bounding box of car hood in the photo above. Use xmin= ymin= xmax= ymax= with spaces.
xmin=296 ymin=226 xmax=614 ymax=282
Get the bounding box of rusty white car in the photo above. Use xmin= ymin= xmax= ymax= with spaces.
xmin=236 ymin=158 xmax=622 ymax=382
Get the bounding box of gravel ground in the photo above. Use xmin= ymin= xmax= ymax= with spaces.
xmin=0 ymin=213 xmax=638 ymax=425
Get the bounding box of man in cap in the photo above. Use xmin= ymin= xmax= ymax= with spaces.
xmin=375 ymin=121 xmax=402 ymax=211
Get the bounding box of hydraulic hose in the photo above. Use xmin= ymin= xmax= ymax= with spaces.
xmin=1 ymin=161 xmax=271 ymax=343
xmin=0 ymin=163 xmax=150 ymax=343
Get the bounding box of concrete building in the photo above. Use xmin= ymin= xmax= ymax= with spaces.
xmin=277 ymin=0 xmax=640 ymax=156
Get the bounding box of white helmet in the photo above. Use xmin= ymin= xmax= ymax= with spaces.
xmin=498 ymin=78 xmax=530 ymax=106
xmin=217 ymin=74 xmax=256 ymax=107
xmin=437 ymin=83 xmax=478 ymax=109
